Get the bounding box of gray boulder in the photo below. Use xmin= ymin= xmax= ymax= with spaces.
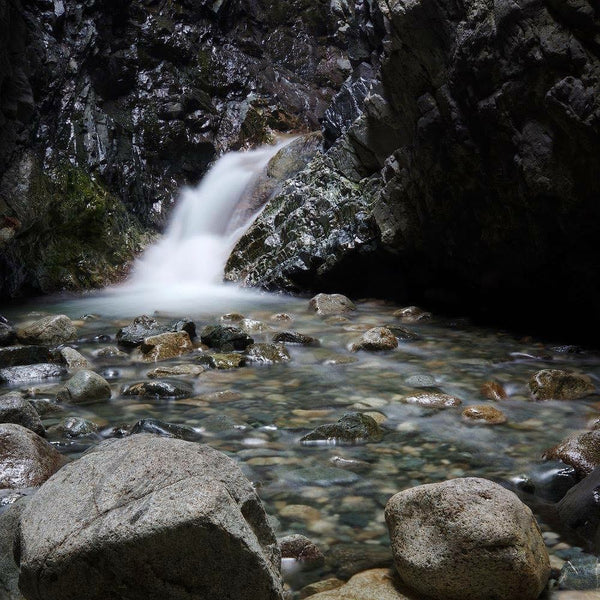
xmin=17 ymin=435 xmax=284 ymax=600
xmin=58 ymin=347 xmax=92 ymax=371
xmin=117 ymin=316 xmax=196 ymax=347
xmin=56 ymin=370 xmax=111 ymax=404
xmin=0 ymin=317 xmax=16 ymax=347
xmin=0 ymin=392 xmax=44 ymax=436
xmin=122 ymin=379 xmax=193 ymax=398
xmin=385 ymin=477 xmax=550 ymax=600
xmin=17 ymin=315 xmax=76 ymax=345
xmin=0 ymin=424 xmax=68 ymax=489
xmin=0 ymin=498 xmax=30 ymax=600
xmin=200 ymin=325 xmax=254 ymax=351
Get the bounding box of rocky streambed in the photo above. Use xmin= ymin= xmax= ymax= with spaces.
xmin=1 ymin=292 xmax=600 ymax=599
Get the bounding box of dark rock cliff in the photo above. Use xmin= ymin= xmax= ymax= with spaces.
xmin=226 ymin=0 xmax=600 ymax=340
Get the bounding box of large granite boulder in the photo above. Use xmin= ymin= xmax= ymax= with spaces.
xmin=385 ymin=477 xmax=550 ymax=600
xmin=17 ymin=435 xmax=284 ymax=600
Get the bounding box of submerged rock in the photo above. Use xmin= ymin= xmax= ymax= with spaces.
xmin=462 ymin=404 xmax=507 ymax=425
xmin=401 ymin=392 xmax=462 ymax=409
xmin=272 ymin=331 xmax=320 ymax=346
xmin=385 ymin=478 xmax=550 ymax=600
xmin=0 ymin=345 xmax=51 ymax=368
xmin=56 ymin=370 xmax=112 ymax=404
xmin=301 ymin=413 xmax=383 ymax=444
xmin=350 ymin=327 xmax=398 ymax=352
xmin=17 ymin=435 xmax=284 ymax=600
xmin=122 ymin=380 xmax=193 ymax=399
xmin=0 ymin=392 xmax=44 ymax=436
xmin=0 ymin=363 xmax=66 ymax=384
xmin=200 ymin=325 xmax=254 ymax=351
xmin=481 ymin=381 xmax=508 ymax=401
xmin=279 ymin=534 xmax=324 ymax=568
xmin=0 ymin=424 xmax=68 ymax=489
xmin=140 ymin=331 xmax=193 ymax=362
xmin=146 ymin=364 xmax=205 ymax=378
xmin=512 ymin=460 xmax=578 ymax=503
xmin=543 ymin=431 xmax=600 ymax=478
xmin=309 ymin=294 xmax=356 ymax=316
xmin=245 ymin=343 xmax=291 ymax=365
xmin=327 ymin=545 xmax=394 ymax=580
xmin=558 ymin=554 xmax=600 ymax=591
xmin=529 ymin=370 xmax=595 ymax=401
xmin=130 ymin=418 xmax=202 ymax=442
xmin=17 ymin=315 xmax=76 ymax=345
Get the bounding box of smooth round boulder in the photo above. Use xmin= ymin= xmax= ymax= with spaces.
xmin=393 ymin=306 xmax=431 ymax=323
xmin=529 ymin=369 xmax=595 ymax=401
xmin=17 ymin=315 xmax=76 ymax=345
xmin=309 ymin=294 xmax=356 ymax=315
xmin=56 ymin=370 xmax=112 ymax=404
xmin=0 ymin=424 xmax=68 ymax=489
xmin=350 ymin=327 xmax=398 ymax=352
xmin=17 ymin=435 xmax=283 ymax=600
xmin=385 ymin=477 xmax=550 ymax=600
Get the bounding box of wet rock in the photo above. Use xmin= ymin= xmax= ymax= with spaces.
xmin=58 ymin=347 xmax=91 ymax=371
xmin=272 ymin=331 xmax=320 ymax=346
xmin=512 ymin=461 xmax=578 ymax=503
xmin=117 ymin=316 xmax=195 ymax=347
xmin=239 ymin=319 xmax=270 ymax=334
xmin=56 ymin=370 xmax=111 ymax=404
xmin=543 ymin=431 xmax=600 ymax=478
xmin=329 ymin=455 xmax=372 ymax=472
xmin=481 ymin=381 xmax=508 ymax=401
xmin=0 ymin=317 xmax=16 ymax=347
xmin=146 ymin=364 xmax=205 ymax=378
xmin=393 ymin=307 xmax=432 ymax=323
xmin=200 ymin=325 xmax=254 ymax=351
xmin=0 ymin=345 xmax=51 ymax=368
xmin=279 ymin=534 xmax=324 ymax=568
xmin=385 ymin=478 xmax=550 ymax=600
xmin=303 ymin=569 xmax=410 ymax=600
xmin=283 ymin=466 xmax=360 ymax=487
xmin=298 ymin=578 xmax=344 ymax=599
xmin=0 ymin=392 xmax=44 ymax=436
xmin=309 ymin=294 xmax=356 ymax=316
xmin=558 ymin=554 xmax=600 ymax=590
xmin=140 ymin=331 xmax=193 ymax=362
xmin=17 ymin=315 xmax=76 ymax=345
xmin=401 ymin=392 xmax=462 ymax=409
xmin=384 ymin=325 xmax=420 ymax=341
xmin=0 ymin=423 xmax=68 ymax=489
xmin=220 ymin=313 xmax=245 ymax=324
xmin=51 ymin=417 xmax=99 ymax=439
xmin=198 ymin=353 xmax=246 ymax=369
xmin=0 ymin=497 xmax=30 ymax=600
xmin=17 ymin=435 xmax=284 ymax=600
xmin=301 ymin=412 xmax=383 ymax=444
xmin=245 ymin=343 xmax=290 ymax=365
xmin=122 ymin=380 xmax=193 ymax=399
xmin=0 ymin=363 xmax=66 ymax=384
xmin=350 ymin=327 xmax=398 ymax=352
xmin=94 ymin=346 xmax=129 ymax=359
xmin=404 ymin=374 xmax=436 ymax=387
xmin=327 ymin=545 xmax=394 ymax=580
xmin=130 ymin=418 xmax=201 ymax=442
xmin=530 ymin=370 xmax=595 ymax=401
xmin=271 ymin=313 xmax=292 ymax=324
xmin=462 ymin=405 xmax=507 ymax=425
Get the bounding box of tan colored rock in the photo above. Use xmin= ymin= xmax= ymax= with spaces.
xmin=542 ymin=430 xmax=600 ymax=477
xmin=481 ymin=381 xmax=507 ymax=401
xmin=462 ymin=405 xmax=507 ymax=424
xmin=529 ymin=369 xmax=595 ymax=401
xmin=147 ymin=364 xmax=205 ymax=378
xmin=309 ymin=294 xmax=356 ymax=316
xmin=350 ymin=327 xmax=398 ymax=352
xmin=17 ymin=315 xmax=77 ymax=345
xmin=140 ymin=331 xmax=193 ymax=362
xmin=303 ymin=569 xmax=413 ymax=599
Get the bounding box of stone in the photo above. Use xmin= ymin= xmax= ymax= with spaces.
xmin=301 ymin=412 xmax=383 ymax=444
xmin=56 ymin=370 xmax=111 ymax=404
xmin=272 ymin=331 xmax=320 ymax=346
xmin=529 ymin=370 xmax=595 ymax=401
xmin=302 ymin=569 xmax=411 ymax=600
xmin=309 ymin=294 xmax=356 ymax=315
xmin=393 ymin=307 xmax=432 ymax=323
xmin=462 ymin=404 xmax=507 ymax=425
xmin=130 ymin=418 xmax=202 ymax=442
xmin=0 ymin=317 xmax=16 ymax=347
xmin=239 ymin=319 xmax=270 ymax=334
xmin=401 ymin=392 xmax=462 ymax=408
xmin=543 ymin=431 xmax=600 ymax=478
xmin=279 ymin=534 xmax=325 ymax=568
xmin=17 ymin=435 xmax=284 ymax=600
xmin=0 ymin=363 xmax=66 ymax=384
xmin=0 ymin=424 xmax=68 ymax=489
xmin=147 ymin=364 xmax=205 ymax=378
xmin=200 ymin=325 xmax=254 ymax=351
xmin=512 ymin=461 xmax=578 ymax=503
xmin=327 ymin=545 xmax=394 ymax=580
xmin=117 ymin=316 xmax=196 ymax=347
xmin=0 ymin=392 xmax=44 ymax=436
xmin=122 ymin=379 xmax=194 ymax=398
xmin=58 ymin=347 xmax=92 ymax=371
xmin=140 ymin=331 xmax=193 ymax=362
xmin=94 ymin=346 xmax=129 ymax=359
xmin=558 ymin=554 xmax=600 ymax=590
xmin=245 ymin=343 xmax=291 ymax=364
xmin=299 ymin=578 xmax=344 ymax=599
xmin=350 ymin=327 xmax=398 ymax=352
xmin=17 ymin=315 xmax=76 ymax=345
xmin=384 ymin=325 xmax=420 ymax=341
xmin=0 ymin=345 xmax=51 ymax=368
xmin=51 ymin=417 xmax=99 ymax=439
xmin=385 ymin=478 xmax=551 ymax=600
xmin=198 ymin=353 xmax=246 ymax=369
xmin=481 ymin=381 xmax=508 ymax=401
xmin=0 ymin=498 xmax=30 ymax=600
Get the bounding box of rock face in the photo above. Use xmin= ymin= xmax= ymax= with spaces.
xmin=385 ymin=477 xmax=550 ymax=600
xmin=17 ymin=435 xmax=284 ymax=600
xmin=0 ymin=423 xmax=67 ymax=489
xmin=226 ymin=0 xmax=600 ymax=341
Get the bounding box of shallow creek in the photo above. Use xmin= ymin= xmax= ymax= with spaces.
xmin=2 ymin=289 xmax=599 ymax=596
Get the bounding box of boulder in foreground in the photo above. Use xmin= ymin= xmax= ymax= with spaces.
xmin=17 ymin=434 xmax=284 ymax=600
xmin=385 ymin=477 xmax=550 ymax=600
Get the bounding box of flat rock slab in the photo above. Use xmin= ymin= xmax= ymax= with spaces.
xmin=17 ymin=435 xmax=283 ymax=600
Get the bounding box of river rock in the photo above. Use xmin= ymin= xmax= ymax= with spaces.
xmin=529 ymin=370 xmax=596 ymax=401
xmin=199 ymin=353 xmax=246 ymax=369
xmin=94 ymin=346 xmax=129 ymax=359
xmin=58 ymin=347 xmax=92 ymax=371
xmin=117 ymin=316 xmax=196 ymax=347
xmin=147 ymin=364 xmax=205 ymax=378
xmin=462 ymin=405 xmax=507 ymax=425
xmin=245 ymin=343 xmax=291 ymax=364
xmin=0 ymin=424 xmax=68 ymax=489
xmin=140 ymin=331 xmax=193 ymax=362
xmin=0 ymin=317 xmax=16 ymax=347
xmin=401 ymin=392 xmax=462 ymax=408
xmin=384 ymin=325 xmax=420 ymax=341
xmin=56 ymin=370 xmax=112 ymax=404
xmin=303 ymin=569 xmax=411 ymax=600
xmin=0 ymin=363 xmax=66 ymax=384
xmin=0 ymin=498 xmax=30 ymax=600
xmin=309 ymin=294 xmax=356 ymax=316
xmin=558 ymin=553 xmax=600 ymax=590
xmin=0 ymin=392 xmax=44 ymax=436
xmin=512 ymin=460 xmax=578 ymax=503
xmin=17 ymin=315 xmax=76 ymax=345
xmin=279 ymin=534 xmax=324 ymax=568
xmin=51 ymin=417 xmax=99 ymax=439
xmin=0 ymin=345 xmax=51 ymax=368
xmin=301 ymin=412 xmax=383 ymax=444
xmin=327 ymin=545 xmax=394 ymax=580
xmin=200 ymin=325 xmax=254 ymax=351
xmin=481 ymin=381 xmax=508 ymax=401
xmin=299 ymin=578 xmax=344 ymax=599
xmin=393 ymin=307 xmax=432 ymax=323
xmin=122 ymin=379 xmax=194 ymax=398
xmin=16 ymin=435 xmax=284 ymax=600
xmin=543 ymin=431 xmax=600 ymax=478
xmin=350 ymin=327 xmax=398 ymax=352
xmin=130 ymin=418 xmax=202 ymax=442
xmin=272 ymin=331 xmax=320 ymax=346
xmin=385 ymin=477 xmax=550 ymax=600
